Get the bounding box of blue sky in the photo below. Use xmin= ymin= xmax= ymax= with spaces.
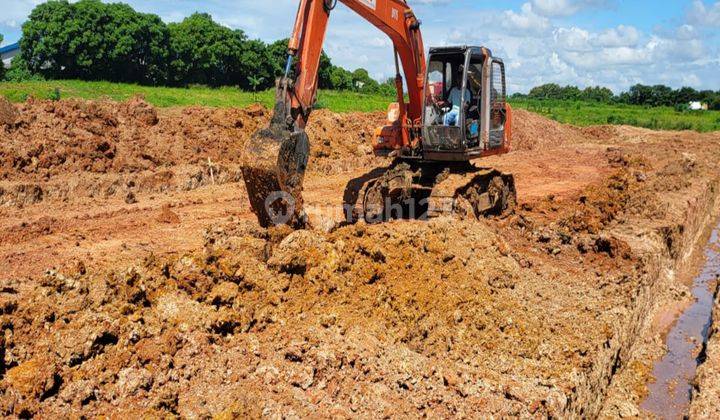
xmin=1 ymin=0 xmax=719 ymax=93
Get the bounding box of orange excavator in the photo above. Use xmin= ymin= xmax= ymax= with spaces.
xmin=241 ymin=0 xmax=516 ymax=228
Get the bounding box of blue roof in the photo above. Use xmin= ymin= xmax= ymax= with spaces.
xmin=0 ymin=42 xmax=20 ymax=55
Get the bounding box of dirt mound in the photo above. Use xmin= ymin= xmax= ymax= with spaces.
xmin=2 ymin=96 xmax=586 ymax=186
xmin=156 ymin=205 xmax=180 ymax=224
xmin=580 ymin=125 xmax=621 ymax=141
xmin=511 ymin=109 xmax=585 ymax=151
xmin=0 ymin=210 xmax=638 ymax=417
xmin=0 ymin=99 xmax=382 ymax=184
xmin=0 ymin=98 xmax=266 ymax=181
xmin=0 ymin=96 xmax=18 ymax=127
xmin=121 ymin=96 xmax=158 ymax=126
xmin=305 ymin=110 xmax=385 ymax=173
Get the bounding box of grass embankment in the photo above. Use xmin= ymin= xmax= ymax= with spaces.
xmin=511 ymin=98 xmax=720 ymax=133
xmin=1 ymin=80 xmax=719 ymax=132
xmin=0 ymin=80 xmax=392 ymax=113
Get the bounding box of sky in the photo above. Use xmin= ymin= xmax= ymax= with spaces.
xmin=1 ymin=0 xmax=719 ymax=93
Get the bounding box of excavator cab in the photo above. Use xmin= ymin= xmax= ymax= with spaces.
xmin=421 ymin=46 xmax=509 ymax=162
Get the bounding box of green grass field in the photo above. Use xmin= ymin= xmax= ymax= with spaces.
xmin=1 ymin=80 xmax=719 ymax=132
xmin=0 ymin=80 xmax=392 ymax=113
xmin=511 ymin=98 xmax=720 ymax=133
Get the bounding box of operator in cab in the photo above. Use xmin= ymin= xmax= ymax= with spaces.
xmin=443 ymin=66 xmax=472 ymax=126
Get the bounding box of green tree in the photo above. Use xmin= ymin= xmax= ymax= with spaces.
xmin=561 ymin=85 xmax=581 ymax=100
xmin=102 ymin=2 xmax=170 ymax=84
xmin=3 ymin=56 xmax=44 ymax=82
xmin=528 ymin=83 xmax=564 ymax=100
xmin=317 ymin=52 xmax=335 ymax=89
xmin=378 ymin=77 xmax=397 ymax=97
xmin=19 ymin=0 xmax=73 ymax=78
xmin=267 ymin=39 xmax=290 ymax=78
xmin=698 ymin=90 xmax=716 ymax=105
xmin=329 ymin=66 xmax=353 ymax=90
xmin=237 ymin=39 xmax=276 ymax=90
xmin=168 ymin=13 xmax=247 ymax=87
xmin=627 ymin=84 xmax=653 ymax=106
xmin=709 ymin=96 xmax=720 ymax=111
xmin=581 ymin=86 xmax=614 ymax=103
xmin=674 ymin=86 xmax=699 ymax=105
xmin=13 ymin=0 xmax=373 ymax=90
xmin=20 ymin=0 xmax=169 ymax=84
xmin=351 ymin=68 xmax=380 ymax=93
xmin=266 ymin=38 xmax=335 ymax=89
xmin=650 ymin=85 xmax=674 ymax=107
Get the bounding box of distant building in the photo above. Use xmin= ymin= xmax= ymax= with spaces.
xmin=689 ymin=101 xmax=709 ymax=111
xmin=1 ymin=42 xmax=20 ymax=69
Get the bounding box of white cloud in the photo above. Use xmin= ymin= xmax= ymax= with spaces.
xmin=595 ymin=25 xmax=640 ymax=47
xmin=502 ymin=3 xmax=550 ymax=35
xmin=0 ymin=0 xmax=43 ymax=26
xmin=650 ymin=36 xmax=705 ymax=61
xmin=530 ymin=0 xmax=610 ymax=17
xmin=554 ymin=27 xmax=593 ymax=52
xmin=687 ymin=1 xmax=720 ymax=27
xmin=675 ymin=24 xmax=699 ymax=40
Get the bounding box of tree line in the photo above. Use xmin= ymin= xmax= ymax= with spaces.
xmin=2 ymin=0 xmax=718 ymax=111
xmin=514 ymin=83 xmax=720 ymax=111
xmin=2 ymin=0 xmax=394 ymax=95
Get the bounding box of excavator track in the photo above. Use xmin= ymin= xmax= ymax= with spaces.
xmin=427 ymin=168 xmax=516 ymax=219
xmin=353 ymin=161 xmax=516 ymax=223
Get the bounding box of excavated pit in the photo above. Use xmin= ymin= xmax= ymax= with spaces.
xmin=689 ymin=259 xmax=720 ymax=418
xmin=642 ymin=223 xmax=720 ymax=418
xmin=0 ymin=98 xmax=719 ymax=417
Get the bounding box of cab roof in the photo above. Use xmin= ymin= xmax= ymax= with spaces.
xmin=429 ymin=46 xmax=492 ymax=57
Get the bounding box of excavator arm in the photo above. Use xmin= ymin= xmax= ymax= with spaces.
xmin=242 ymin=0 xmax=427 ymax=228
xmin=283 ymin=0 xmax=426 ymax=129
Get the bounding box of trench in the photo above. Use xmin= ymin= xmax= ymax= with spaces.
xmin=641 ymin=223 xmax=720 ymax=419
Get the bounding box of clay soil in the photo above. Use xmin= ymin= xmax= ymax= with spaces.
xmin=1 ymin=96 xmax=720 ymax=417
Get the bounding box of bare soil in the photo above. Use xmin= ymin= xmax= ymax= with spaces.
xmin=1 ymin=98 xmax=719 ymax=417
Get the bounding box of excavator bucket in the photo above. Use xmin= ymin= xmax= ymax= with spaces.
xmin=241 ymin=82 xmax=309 ymax=228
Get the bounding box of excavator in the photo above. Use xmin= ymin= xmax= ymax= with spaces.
xmin=241 ymin=0 xmax=516 ymax=228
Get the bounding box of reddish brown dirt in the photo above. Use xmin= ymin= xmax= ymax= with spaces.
xmin=0 ymin=97 xmax=17 ymax=127
xmin=510 ymin=108 xmax=586 ymax=151
xmin=1 ymin=98 xmax=719 ymax=417
xmin=0 ymin=97 xmax=382 ymax=180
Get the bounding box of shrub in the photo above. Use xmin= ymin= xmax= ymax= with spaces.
xmin=3 ymin=56 xmax=45 ymax=82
